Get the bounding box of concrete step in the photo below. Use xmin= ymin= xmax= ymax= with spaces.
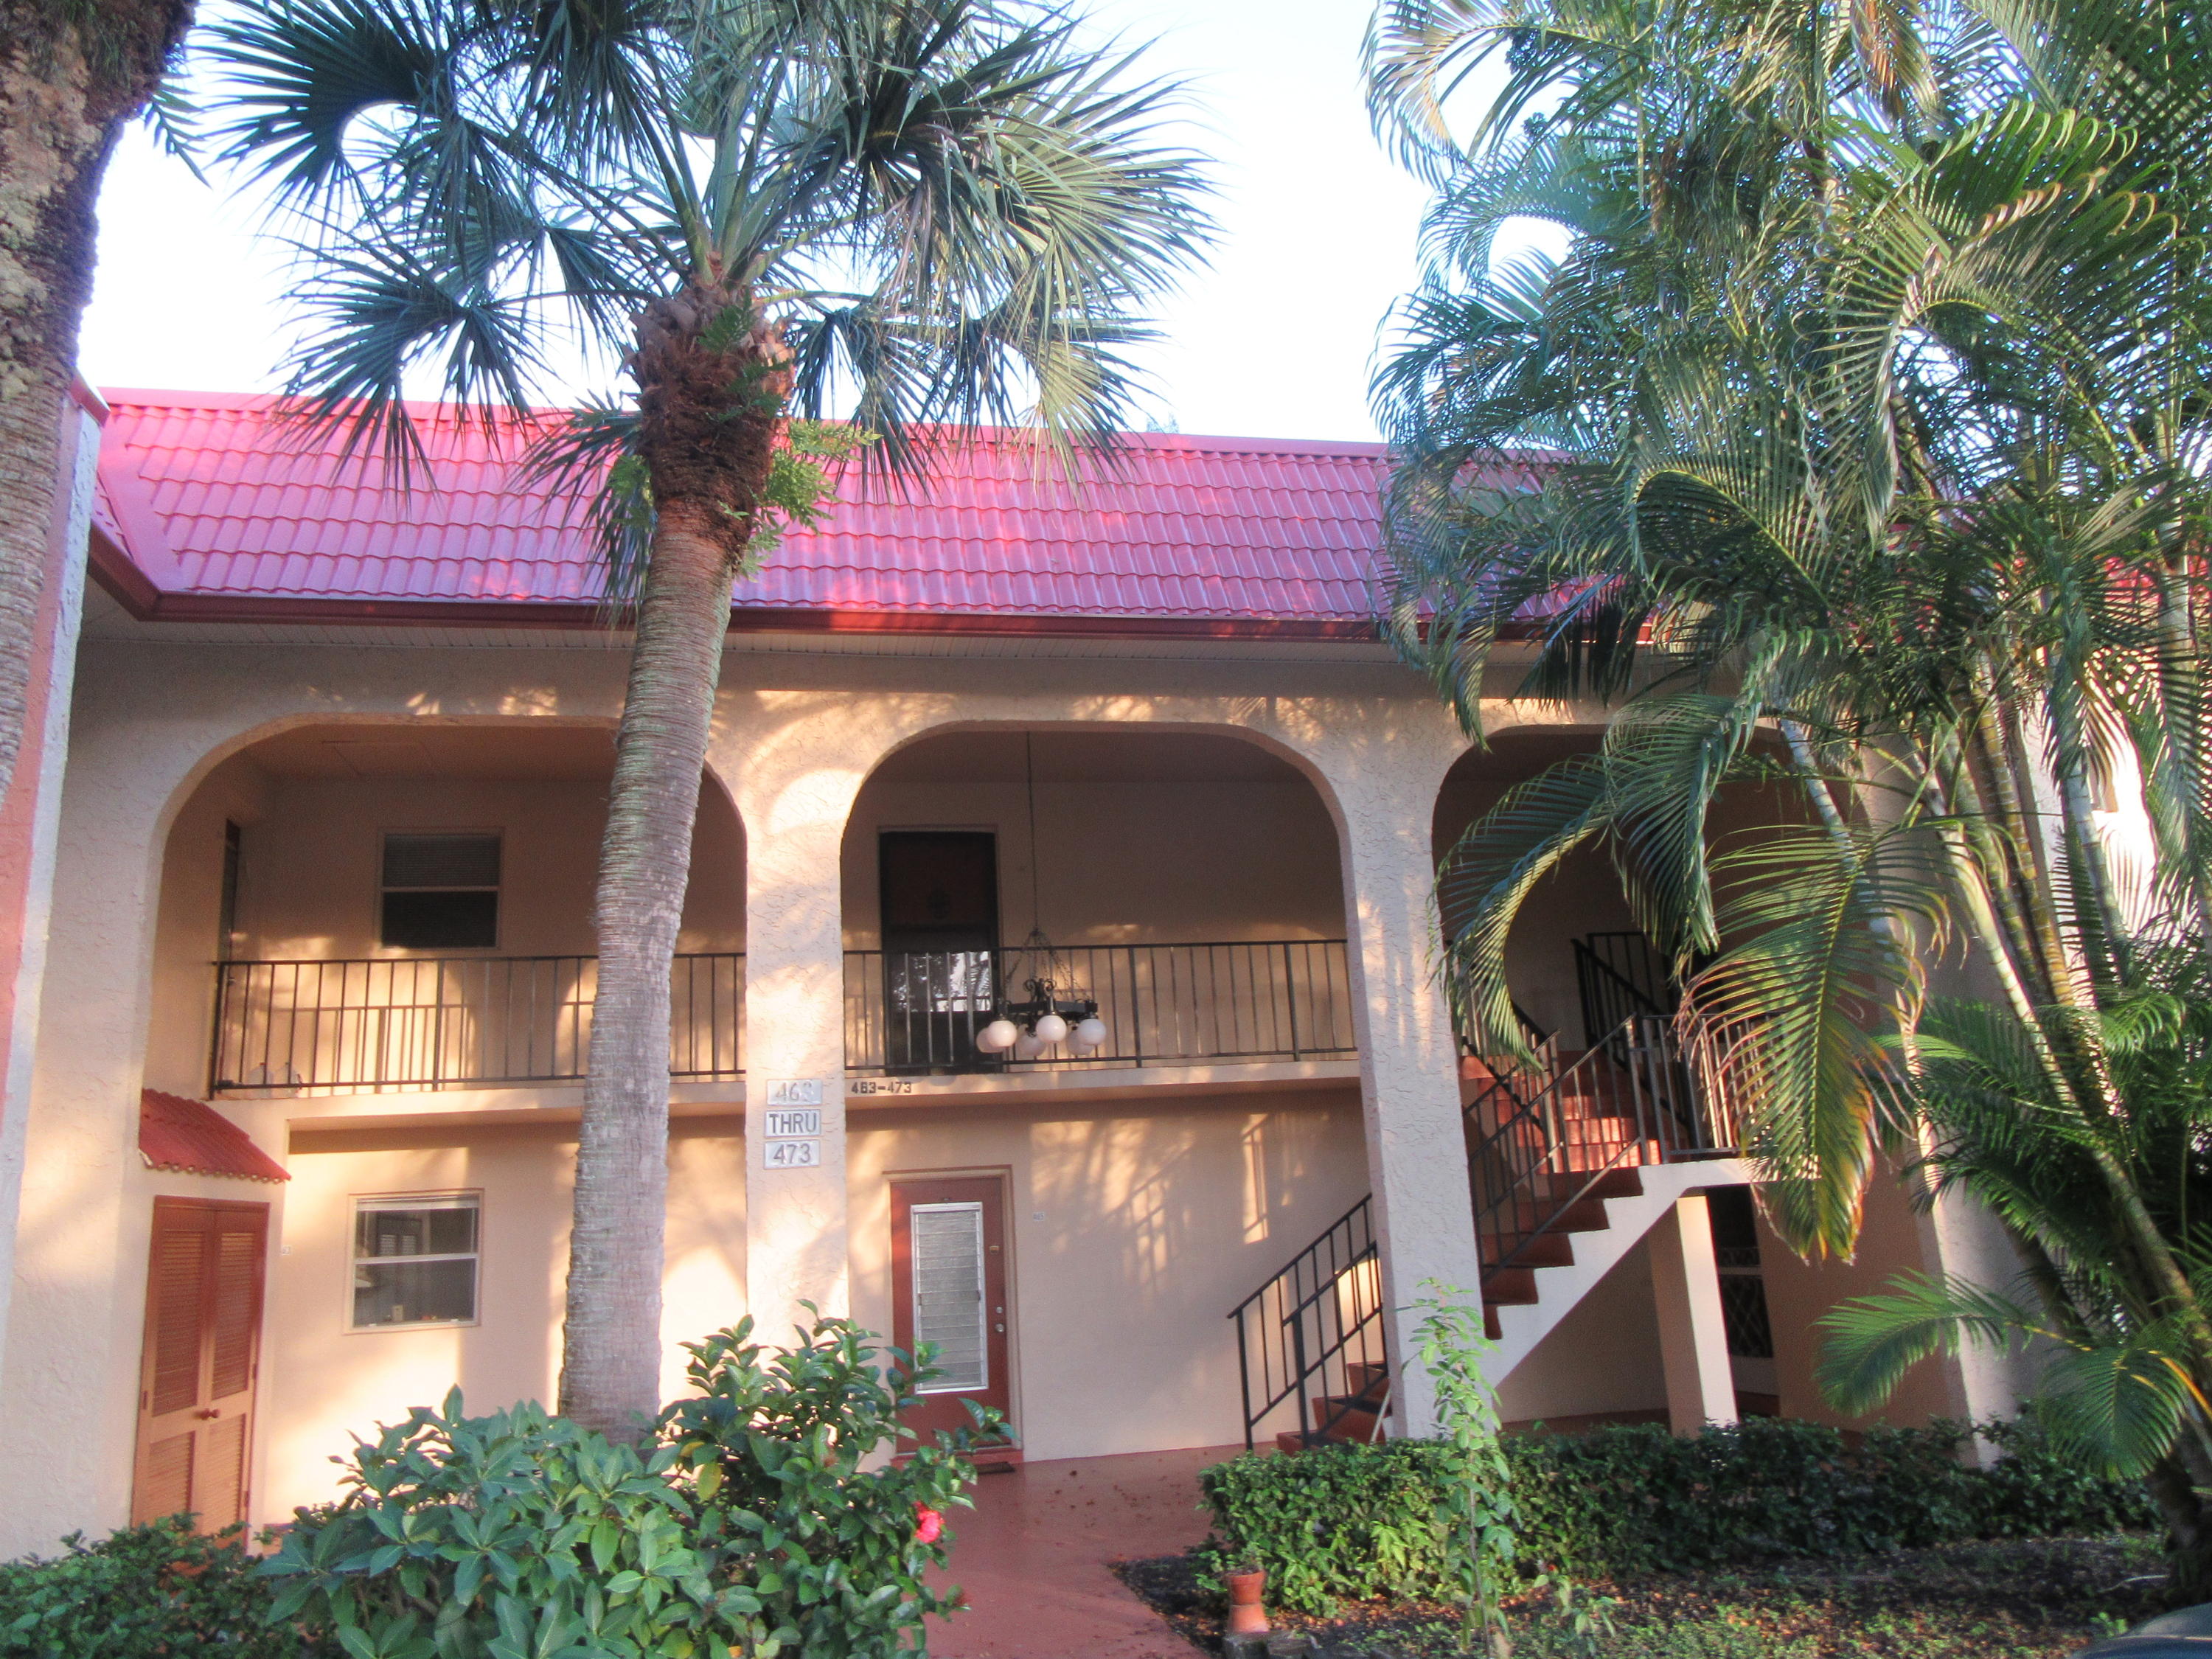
xmin=1480 ymin=1229 xmax=1575 ymax=1269
xmin=1484 ymin=1265 xmax=1539 ymax=1305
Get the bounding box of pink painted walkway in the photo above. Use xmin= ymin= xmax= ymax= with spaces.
xmin=929 ymin=1446 xmax=1237 ymax=1659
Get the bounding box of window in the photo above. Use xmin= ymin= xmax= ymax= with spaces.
xmin=350 ymin=1195 xmax=479 ymax=1329
xmin=380 ymin=832 xmax=500 ymax=949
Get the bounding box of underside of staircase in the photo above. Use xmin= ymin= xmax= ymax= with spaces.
xmin=1229 ymin=947 xmax=1753 ymax=1450
xmin=1464 ymin=1044 xmax=1745 ymax=1371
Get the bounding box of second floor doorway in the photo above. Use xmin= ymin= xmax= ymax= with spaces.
xmin=880 ymin=831 xmax=1000 ymax=1073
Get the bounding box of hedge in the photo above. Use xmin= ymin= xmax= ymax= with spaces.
xmin=1198 ymin=1416 xmax=2160 ymax=1613
xmin=0 ymin=1518 xmax=308 ymax=1659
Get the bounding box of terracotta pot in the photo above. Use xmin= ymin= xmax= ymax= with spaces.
xmin=1225 ymin=1569 xmax=1269 ymax=1637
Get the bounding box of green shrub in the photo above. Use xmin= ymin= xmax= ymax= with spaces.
xmin=1200 ymin=1416 xmax=2158 ymax=1611
xmin=0 ymin=1516 xmax=308 ymax=1658
xmin=262 ymin=1315 xmax=987 ymax=1658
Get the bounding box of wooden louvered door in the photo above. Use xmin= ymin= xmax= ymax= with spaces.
xmin=132 ymin=1198 xmax=268 ymax=1532
xmin=890 ymin=1175 xmax=1013 ymax=1453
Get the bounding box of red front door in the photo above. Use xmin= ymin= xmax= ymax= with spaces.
xmin=891 ymin=1175 xmax=1015 ymax=1455
xmin=133 ymin=1197 xmax=268 ymax=1533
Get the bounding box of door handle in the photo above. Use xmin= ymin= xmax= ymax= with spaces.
xmin=195 ymin=1408 xmax=221 ymax=1420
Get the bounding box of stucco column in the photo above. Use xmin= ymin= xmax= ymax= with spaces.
xmin=1650 ymin=1194 xmax=1739 ymax=1433
xmin=1326 ymin=740 xmax=1485 ymax=1440
xmin=727 ymin=728 xmax=873 ymax=1348
xmin=0 ymin=389 xmax=95 ymax=1394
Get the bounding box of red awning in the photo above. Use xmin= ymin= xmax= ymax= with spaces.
xmin=138 ymin=1089 xmax=288 ymax=1183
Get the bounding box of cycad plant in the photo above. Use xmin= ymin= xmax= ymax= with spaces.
xmin=1368 ymin=0 xmax=2212 ymax=1589
xmin=202 ymin=0 xmax=1207 ymax=1433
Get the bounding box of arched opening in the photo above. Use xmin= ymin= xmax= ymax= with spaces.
xmin=832 ymin=723 xmax=1374 ymax=1461
xmin=146 ymin=722 xmax=746 ymax=1098
xmin=1432 ymin=726 xmax=1802 ymax=1431
xmin=841 ymin=726 xmax=1351 ymax=1076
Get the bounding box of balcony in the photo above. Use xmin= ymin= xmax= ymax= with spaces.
xmin=207 ymin=939 xmax=1357 ymax=1095
xmin=208 ymin=953 xmax=745 ymax=1093
xmin=844 ymin=939 xmax=1357 ymax=1075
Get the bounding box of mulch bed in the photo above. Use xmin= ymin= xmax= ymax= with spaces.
xmin=1114 ymin=1536 xmax=2171 ymax=1659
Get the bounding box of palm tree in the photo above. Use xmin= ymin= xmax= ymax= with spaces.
xmin=1368 ymin=0 xmax=2212 ymax=1590
xmin=0 ymin=1 xmax=193 ymax=805
xmin=205 ymin=0 xmax=1208 ymax=1435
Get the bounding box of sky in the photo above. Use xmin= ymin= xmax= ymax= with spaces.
xmin=74 ymin=0 xmax=1493 ymax=445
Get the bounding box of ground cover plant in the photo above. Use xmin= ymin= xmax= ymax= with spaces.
xmin=0 ymin=1515 xmax=302 ymax=1659
xmin=1192 ymin=1422 xmax=2155 ymax=1614
xmin=1121 ymin=1534 xmax=2167 ymax=1659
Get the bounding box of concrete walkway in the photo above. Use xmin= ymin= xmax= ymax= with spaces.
xmin=929 ymin=1445 xmax=1237 ymax=1659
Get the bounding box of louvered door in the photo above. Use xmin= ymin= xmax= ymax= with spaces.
xmin=891 ymin=1175 xmax=1013 ymax=1452
xmin=133 ymin=1198 xmax=268 ymax=1532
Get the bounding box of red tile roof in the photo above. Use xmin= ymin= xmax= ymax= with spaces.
xmin=88 ymin=390 xmax=1544 ymax=636
xmin=139 ymin=1088 xmax=288 ymax=1183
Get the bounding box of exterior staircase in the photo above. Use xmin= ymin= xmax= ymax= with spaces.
xmin=1228 ymin=933 xmax=1752 ymax=1449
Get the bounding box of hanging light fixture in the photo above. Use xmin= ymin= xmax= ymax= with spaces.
xmin=973 ymin=734 xmax=1107 ymax=1059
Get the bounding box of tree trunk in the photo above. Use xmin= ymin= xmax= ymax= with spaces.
xmin=0 ymin=2 xmax=191 ymax=804
xmin=558 ymin=282 xmax=786 ymax=1436
xmin=2148 ymin=1455 xmax=2212 ymax=1606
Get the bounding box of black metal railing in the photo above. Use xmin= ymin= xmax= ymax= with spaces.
xmin=1229 ymin=1196 xmax=1389 ymax=1452
xmin=1469 ymin=1015 xmax=1733 ymax=1291
xmin=844 ymin=939 xmax=1356 ymax=1075
xmin=209 ymin=953 xmax=745 ymax=1093
xmin=1574 ymin=931 xmax=1677 ymax=1057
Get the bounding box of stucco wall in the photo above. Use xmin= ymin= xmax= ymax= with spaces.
xmin=258 ymin=1091 xmax=1363 ymax=1524
xmin=841 ymin=776 xmax=1344 ymax=947
xmin=1495 ymin=1234 xmax=1670 ymax=1425
xmin=268 ymin=1114 xmax=748 ymax=1520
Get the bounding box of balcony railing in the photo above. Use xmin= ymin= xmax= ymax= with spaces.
xmin=843 ymin=939 xmax=1356 ymax=1074
xmin=209 ymin=953 xmax=745 ymax=1093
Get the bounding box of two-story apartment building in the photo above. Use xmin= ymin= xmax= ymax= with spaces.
xmin=0 ymin=389 xmax=2033 ymax=1557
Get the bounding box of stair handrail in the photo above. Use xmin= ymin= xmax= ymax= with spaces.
xmin=1227 ymin=1194 xmax=1388 ymax=1452
xmin=1469 ymin=1015 xmax=1720 ymax=1288
xmin=1573 ymin=936 xmax=1674 ymax=1061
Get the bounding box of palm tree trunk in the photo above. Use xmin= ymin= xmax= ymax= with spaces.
xmin=558 ymin=284 xmax=786 ymax=1436
xmin=2149 ymin=1455 xmax=2212 ymax=1606
xmin=558 ymin=503 xmax=731 ymax=1435
xmin=0 ymin=1 xmax=189 ymax=804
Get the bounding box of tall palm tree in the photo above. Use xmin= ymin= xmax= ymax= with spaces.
xmin=1368 ymin=0 xmax=2212 ymax=1589
xmin=0 ymin=2 xmax=193 ymax=805
xmin=206 ymin=0 xmax=1208 ymax=1434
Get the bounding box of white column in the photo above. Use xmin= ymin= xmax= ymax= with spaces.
xmin=0 ymin=392 xmax=95 ymax=1397
xmin=731 ymin=749 xmax=865 ymax=1348
xmin=1329 ymin=748 xmax=1485 ymax=1440
xmin=1650 ymin=1193 xmax=1739 ymax=1434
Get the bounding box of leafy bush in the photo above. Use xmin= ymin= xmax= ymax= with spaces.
xmin=262 ymin=1315 xmax=988 ymax=1658
xmin=1199 ymin=1417 xmax=2157 ymax=1611
xmin=0 ymin=1516 xmax=307 ymax=1658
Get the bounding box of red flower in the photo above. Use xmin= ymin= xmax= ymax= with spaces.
xmin=914 ymin=1504 xmax=945 ymax=1544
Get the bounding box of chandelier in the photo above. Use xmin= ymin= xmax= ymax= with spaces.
xmin=973 ymin=735 xmax=1109 ymax=1060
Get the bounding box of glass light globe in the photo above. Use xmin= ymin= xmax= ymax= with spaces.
xmin=1013 ymin=1030 xmax=1047 ymax=1060
xmin=976 ymin=1019 xmax=1019 ymax=1053
xmin=1033 ymin=1012 xmax=1070 ymax=1044
xmin=1071 ymin=1017 xmax=1108 ymax=1051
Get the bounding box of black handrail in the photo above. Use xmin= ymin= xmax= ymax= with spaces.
xmin=1228 ymin=1196 xmax=1388 ymax=1451
xmin=1574 ymin=933 xmax=1675 ymax=1058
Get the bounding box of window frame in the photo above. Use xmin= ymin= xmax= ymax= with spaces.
xmin=376 ymin=829 xmax=504 ymax=953
xmin=346 ymin=1191 xmax=483 ymax=1333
